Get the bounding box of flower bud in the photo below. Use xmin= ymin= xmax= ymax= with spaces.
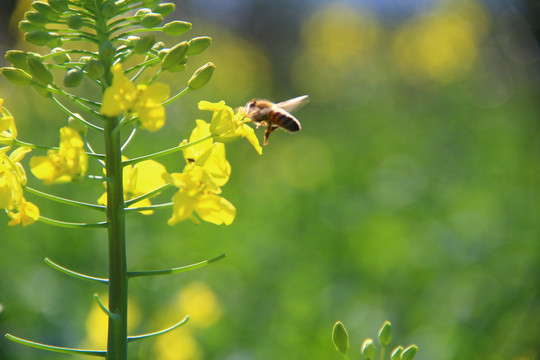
xmin=361 ymin=339 xmax=376 ymax=360
xmin=161 ymin=41 xmax=188 ymax=70
xmin=162 ymin=21 xmax=191 ymax=36
xmin=25 ymin=31 xmax=57 ymax=46
xmin=99 ymin=40 xmax=116 ymax=60
xmin=401 ymin=345 xmax=418 ymax=360
xmin=186 ymin=36 xmax=212 ymax=55
xmin=390 ymin=346 xmax=403 ymax=360
xmin=49 ymin=0 xmax=69 ymax=11
xmin=51 ymin=48 xmax=71 ymax=64
xmin=85 ymin=59 xmax=105 ymax=78
xmin=167 ymin=64 xmax=186 ymax=72
xmin=64 ymin=68 xmax=83 ymax=87
xmin=134 ymin=35 xmax=156 ymax=54
xmin=27 ymin=56 xmax=53 ymax=85
xmin=101 ymin=1 xmax=117 ymax=17
xmin=135 ymin=8 xmax=151 ymax=17
xmin=140 ymin=13 xmax=163 ymax=28
xmin=152 ymin=3 xmax=175 ymax=16
xmin=378 ymin=321 xmax=392 ymax=346
xmin=0 ymin=67 xmax=32 ymax=87
xmin=142 ymin=0 xmax=160 ymax=7
xmin=67 ymin=15 xmax=84 ymax=30
xmin=19 ymin=20 xmax=43 ymax=32
xmin=331 ymin=321 xmax=349 ymax=354
xmin=188 ymin=62 xmax=215 ymax=90
xmin=5 ymin=50 xmax=30 ymax=70
xmin=68 ymin=115 xmax=88 ymax=136
xmin=152 ymin=41 xmax=165 ymax=51
xmin=25 ymin=11 xmax=48 ymax=25
xmin=32 ymin=2 xmax=56 ymax=17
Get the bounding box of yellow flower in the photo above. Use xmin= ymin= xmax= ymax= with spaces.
xmin=1 ymin=146 xmax=39 ymax=226
xmin=199 ymin=100 xmax=262 ymax=155
xmin=98 ymin=159 xmax=167 ymax=215
xmin=182 ymin=120 xmax=231 ymax=187
xmin=166 ymin=164 xmax=235 ymax=226
xmin=0 ymin=99 xmax=18 ymax=151
xmin=30 ymin=126 xmax=88 ymax=184
xmin=100 ymin=64 xmax=170 ymax=132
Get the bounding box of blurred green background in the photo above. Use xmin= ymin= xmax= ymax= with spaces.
xmin=1 ymin=0 xmax=540 ymax=359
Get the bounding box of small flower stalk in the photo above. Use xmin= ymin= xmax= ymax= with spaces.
xmin=1 ymin=0 xmax=264 ymax=359
xmin=331 ymin=321 xmax=418 ymax=360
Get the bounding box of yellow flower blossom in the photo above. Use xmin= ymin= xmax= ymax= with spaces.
xmin=98 ymin=159 xmax=167 ymax=214
xmin=182 ymin=119 xmax=231 ymax=187
xmin=0 ymin=99 xmax=18 ymax=151
xmin=166 ymin=164 xmax=235 ymax=226
xmin=30 ymin=126 xmax=88 ymax=184
xmin=100 ymin=64 xmax=170 ymax=132
xmin=1 ymin=146 xmax=39 ymax=226
xmin=199 ymin=100 xmax=262 ymax=155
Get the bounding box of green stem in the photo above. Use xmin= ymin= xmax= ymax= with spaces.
xmin=38 ymin=216 xmax=108 ymax=229
xmin=13 ymin=139 xmax=105 ymax=160
xmin=5 ymin=334 xmax=106 ymax=357
xmin=161 ymin=86 xmax=190 ymax=107
xmin=123 ymin=202 xmax=172 ymax=213
xmin=24 ymin=186 xmax=106 ymax=211
xmin=127 ymin=253 xmax=226 ymax=278
xmin=124 ymin=184 xmax=172 ymax=207
xmin=44 ymin=258 xmax=108 ymax=285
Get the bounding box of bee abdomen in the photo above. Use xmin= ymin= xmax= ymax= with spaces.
xmin=272 ymin=110 xmax=301 ymax=132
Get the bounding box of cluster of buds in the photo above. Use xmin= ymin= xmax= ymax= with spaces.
xmin=332 ymin=321 xmax=418 ymax=360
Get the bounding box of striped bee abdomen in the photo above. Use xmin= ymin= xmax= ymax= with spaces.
xmin=271 ymin=109 xmax=301 ymax=132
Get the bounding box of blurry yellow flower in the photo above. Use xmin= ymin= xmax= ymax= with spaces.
xmin=1 ymin=146 xmax=39 ymax=226
xmin=30 ymin=126 xmax=88 ymax=184
xmin=100 ymin=64 xmax=170 ymax=132
xmin=166 ymin=164 xmax=235 ymax=226
xmin=0 ymin=99 xmax=18 ymax=150
xmin=182 ymin=120 xmax=231 ymax=187
xmin=98 ymin=159 xmax=167 ymax=214
xmin=199 ymin=100 xmax=262 ymax=155
xmin=177 ymin=282 xmax=222 ymax=328
xmin=154 ymin=328 xmax=202 ymax=360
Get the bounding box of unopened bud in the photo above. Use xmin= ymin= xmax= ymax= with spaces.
xmin=32 ymin=2 xmax=56 ymax=17
xmin=378 ymin=321 xmax=392 ymax=346
xmin=140 ymin=13 xmax=163 ymax=28
xmin=51 ymin=48 xmax=71 ymax=64
xmin=49 ymin=0 xmax=69 ymax=11
xmin=99 ymin=40 xmax=116 ymax=59
xmin=161 ymin=41 xmax=188 ymax=69
xmin=167 ymin=64 xmax=186 ymax=72
xmin=101 ymin=1 xmax=117 ymax=17
xmin=152 ymin=41 xmax=165 ymax=51
xmin=142 ymin=0 xmax=160 ymax=7
xmin=19 ymin=20 xmax=43 ymax=32
xmin=5 ymin=50 xmax=29 ymax=70
xmin=85 ymin=59 xmax=105 ymax=78
xmin=162 ymin=21 xmax=191 ymax=36
xmin=27 ymin=56 xmax=53 ymax=85
xmin=68 ymin=115 xmax=88 ymax=135
xmin=401 ymin=345 xmax=418 ymax=360
xmin=152 ymin=3 xmax=175 ymax=16
xmin=0 ymin=67 xmax=32 ymax=87
xmin=361 ymin=339 xmax=376 ymax=360
xmin=186 ymin=36 xmax=212 ymax=55
xmin=134 ymin=35 xmax=155 ymax=54
xmin=25 ymin=31 xmax=57 ymax=46
xmin=331 ymin=321 xmax=349 ymax=354
xmin=390 ymin=346 xmax=403 ymax=360
xmin=63 ymin=68 xmax=83 ymax=87
xmin=67 ymin=15 xmax=84 ymax=30
xmin=25 ymin=11 xmax=48 ymax=25
xmin=188 ymin=62 xmax=215 ymax=90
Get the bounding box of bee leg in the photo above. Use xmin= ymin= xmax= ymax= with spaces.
xmin=264 ymin=125 xmax=279 ymax=145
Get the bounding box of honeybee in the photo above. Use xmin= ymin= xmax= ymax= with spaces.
xmin=242 ymin=95 xmax=309 ymax=145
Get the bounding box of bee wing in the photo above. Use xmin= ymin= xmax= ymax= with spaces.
xmin=276 ymin=95 xmax=309 ymax=113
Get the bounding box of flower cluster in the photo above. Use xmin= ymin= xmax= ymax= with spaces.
xmin=100 ymin=64 xmax=170 ymax=132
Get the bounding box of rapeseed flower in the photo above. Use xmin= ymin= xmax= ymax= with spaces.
xmin=199 ymin=100 xmax=262 ymax=155
xmin=100 ymin=64 xmax=170 ymax=132
xmin=0 ymin=99 xmax=18 ymax=151
xmin=30 ymin=126 xmax=88 ymax=184
xmin=98 ymin=159 xmax=167 ymax=214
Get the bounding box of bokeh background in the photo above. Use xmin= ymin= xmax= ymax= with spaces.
xmin=1 ymin=0 xmax=540 ymax=359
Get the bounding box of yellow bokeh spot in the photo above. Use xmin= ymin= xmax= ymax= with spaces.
xmin=153 ymin=328 xmax=202 ymax=360
xmin=177 ymin=282 xmax=222 ymax=329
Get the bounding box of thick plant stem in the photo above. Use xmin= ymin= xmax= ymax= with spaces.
xmin=104 ymin=116 xmax=128 ymax=360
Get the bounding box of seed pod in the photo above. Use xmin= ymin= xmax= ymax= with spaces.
xmin=27 ymin=56 xmax=53 ymax=85
xmin=64 ymin=68 xmax=83 ymax=87
xmin=331 ymin=322 xmax=349 ymax=354
xmin=140 ymin=13 xmax=163 ymax=28
xmin=162 ymin=21 xmax=191 ymax=36
xmin=0 ymin=67 xmax=33 ymax=87
xmin=51 ymin=47 xmax=71 ymax=64
xmin=186 ymin=37 xmax=212 ymax=55
xmin=188 ymin=62 xmax=215 ymax=90
xmin=25 ymin=31 xmax=57 ymax=46
xmin=134 ymin=35 xmax=155 ymax=54
xmin=161 ymin=41 xmax=188 ymax=69
xmin=152 ymin=3 xmax=175 ymax=16
xmin=67 ymin=15 xmax=84 ymax=30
